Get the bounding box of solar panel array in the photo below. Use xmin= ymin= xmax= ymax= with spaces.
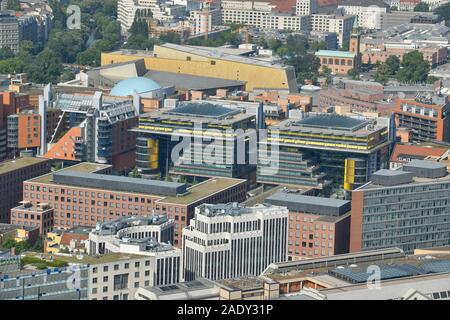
xmin=328 ymin=260 xmax=450 ymax=284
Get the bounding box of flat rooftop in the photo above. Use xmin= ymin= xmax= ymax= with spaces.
xmin=0 ymin=157 xmax=48 ymax=175
xmin=315 ymin=50 xmax=356 ymax=59
xmin=163 ymin=102 xmax=240 ymax=119
xmin=24 ymin=251 xmax=146 ymax=265
xmin=0 ymin=223 xmax=37 ymax=234
xmin=215 ymin=276 xmax=269 ymax=291
xmin=159 ymin=178 xmax=245 ymax=205
xmin=28 ymin=163 xmax=245 ymax=205
xmin=265 ymin=191 xmax=350 ymax=216
xmin=52 ymin=171 xmax=187 ymax=196
xmin=295 ymin=114 xmax=368 ymax=132
xmin=28 ymin=163 xmax=111 ymax=184
xmin=139 ymin=102 xmax=255 ymax=126
xmin=272 ymin=114 xmax=383 ymax=137
xmin=141 ymin=278 xmax=218 ymax=298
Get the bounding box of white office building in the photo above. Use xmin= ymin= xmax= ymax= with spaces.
xmin=182 ymin=203 xmax=288 ymax=281
xmin=296 ymin=0 xmax=318 ymax=16
xmin=118 ymin=0 xmax=165 ymax=34
xmin=87 ymin=215 xmax=182 ymax=288
xmin=338 ymin=0 xmax=388 ymax=30
xmin=311 ymin=14 xmax=356 ymax=46
xmin=221 ymin=0 xmax=308 ymax=31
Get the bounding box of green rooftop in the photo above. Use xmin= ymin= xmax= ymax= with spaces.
xmin=24 ymin=251 xmax=146 ymax=265
xmin=160 ymin=177 xmax=245 ymax=205
xmin=29 ymin=162 xmax=111 ymax=184
xmin=0 ymin=157 xmax=49 ymax=175
xmin=315 ymin=50 xmax=356 ymax=59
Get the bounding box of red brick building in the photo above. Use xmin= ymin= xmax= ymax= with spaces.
xmin=395 ymin=96 xmax=450 ymax=142
xmin=0 ymin=156 xmax=51 ymax=223
xmin=10 ymin=201 xmax=54 ymax=234
xmin=266 ymin=191 xmax=351 ymax=259
xmin=21 ymin=163 xmax=247 ymax=246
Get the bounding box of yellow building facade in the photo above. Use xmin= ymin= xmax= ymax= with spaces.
xmin=101 ymin=44 xmax=297 ymax=92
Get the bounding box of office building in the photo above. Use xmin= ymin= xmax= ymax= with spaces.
xmin=87 ymin=216 xmax=182 ymax=287
xmin=395 ymin=95 xmax=450 ymax=143
xmin=265 ymin=190 xmax=351 ymax=259
xmin=310 ymin=14 xmax=356 ymax=47
xmin=7 ymin=110 xmax=41 ymax=155
xmin=22 ymin=162 xmax=247 ymax=246
xmin=338 ymin=0 xmax=388 ymax=30
xmin=258 ymin=247 xmax=450 ymax=300
xmin=101 ymin=43 xmax=298 ymax=92
xmin=296 ymin=0 xmax=318 ymax=15
xmin=0 ymin=261 xmax=89 ymax=300
xmin=258 ymin=113 xmax=390 ymax=192
xmin=10 ymin=202 xmax=54 ymax=234
xmin=182 ymin=203 xmax=288 ymax=281
xmin=0 ymin=9 xmax=53 ymax=54
xmin=38 ymin=85 xmax=139 ymax=172
xmin=135 ymin=278 xmax=219 ymax=300
xmin=133 ymin=101 xmax=261 ymax=180
xmin=221 ymin=0 xmax=309 ymax=32
xmin=88 ymin=215 xmax=175 ymax=253
xmin=351 ymin=160 xmax=450 ymax=253
xmin=0 ymin=156 xmax=51 ymax=223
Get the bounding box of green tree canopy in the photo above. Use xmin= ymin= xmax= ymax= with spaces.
xmin=29 ymin=49 xmax=64 ymax=83
xmin=414 ymin=2 xmax=429 ymax=11
xmin=385 ymin=55 xmax=401 ymax=75
xmin=347 ymin=68 xmax=360 ymax=80
xmin=374 ymin=63 xmax=390 ymax=85
xmin=397 ymin=51 xmax=430 ymax=83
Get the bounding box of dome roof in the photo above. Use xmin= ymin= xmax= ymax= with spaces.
xmin=110 ymin=77 xmax=161 ymax=97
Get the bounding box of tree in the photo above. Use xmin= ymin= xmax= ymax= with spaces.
xmin=267 ymin=38 xmax=282 ymax=52
xmin=435 ymin=3 xmax=450 ymax=26
xmin=29 ymin=49 xmax=64 ymax=84
xmin=374 ymin=63 xmax=390 ymax=85
xmin=414 ymin=2 xmax=429 ymax=11
xmin=347 ymin=68 xmax=360 ymax=80
xmin=60 ymin=69 xmax=75 ymax=82
xmin=0 ymin=47 xmax=14 ymax=60
xmin=397 ymin=51 xmax=430 ymax=83
xmin=311 ymin=40 xmax=327 ymax=52
xmin=130 ymin=167 xmax=141 ymax=178
xmin=7 ymin=0 xmax=21 ymax=11
xmin=391 ymin=5 xmax=398 ymax=11
xmin=385 ymin=55 xmax=400 ymax=75
xmin=159 ymin=31 xmax=181 ymax=44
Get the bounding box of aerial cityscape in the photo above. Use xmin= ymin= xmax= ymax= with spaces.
xmin=2 ymin=0 xmax=450 ymax=306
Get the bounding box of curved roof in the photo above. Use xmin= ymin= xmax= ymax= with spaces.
xmin=110 ymin=77 xmax=161 ymax=97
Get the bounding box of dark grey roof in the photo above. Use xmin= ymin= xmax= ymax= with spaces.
xmin=296 ymin=114 xmax=368 ymax=132
xmin=164 ymin=102 xmax=240 ymax=119
xmin=52 ymin=171 xmax=187 ymax=196
xmin=371 ymin=169 xmax=414 ymax=186
xmin=144 ymin=70 xmax=245 ymax=91
xmin=403 ymin=160 xmax=447 ymax=179
xmin=265 ymin=191 xmax=350 ymax=216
